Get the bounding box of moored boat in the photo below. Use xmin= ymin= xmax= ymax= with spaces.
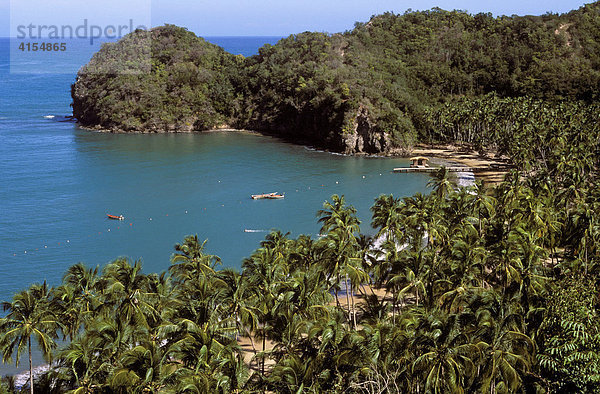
xmin=107 ymin=214 xmax=125 ymax=220
xmin=251 ymin=192 xmax=284 ymax=200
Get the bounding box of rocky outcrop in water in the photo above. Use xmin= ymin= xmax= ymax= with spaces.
xmin=71 ymin=26 xmax=412 ymax=154
xmin=341 ymin=106 xmax=390 ymax=154
xmin=73 ymin=5 xmax=600 ymax=154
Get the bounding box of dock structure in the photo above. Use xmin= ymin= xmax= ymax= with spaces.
xmin=409 ymin=156 xmax=430 ymax=168
xmin=395 ymin=155 xmax=510 ymax=174
xmin=393 ymin=166 xmax=476 ymax=173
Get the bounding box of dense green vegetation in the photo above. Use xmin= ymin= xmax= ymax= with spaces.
xmin=18 ymin=2 xmax=600 ymax=392
xmin=73 ymin=3 xmax=600 ymax=154
xmin=72 ymin=26 xmax=239 ymax=132
xmin=1 ymin=153 xmax=599 ymax=392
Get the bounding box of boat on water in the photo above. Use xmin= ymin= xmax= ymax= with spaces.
xmin=251 ymin=192 xmax=284 ymax=200
xmin=107 ymin=214 xmax=125 ymax=220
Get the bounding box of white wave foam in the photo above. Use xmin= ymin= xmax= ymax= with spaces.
xmin=303 ymin=146 xmax=351 ymax=157
xmin=457 ymin=171 xmax=476 ymax=187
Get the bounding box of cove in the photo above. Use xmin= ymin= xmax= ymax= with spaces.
xmin=1 ymin=127 xmax=430 ymax=304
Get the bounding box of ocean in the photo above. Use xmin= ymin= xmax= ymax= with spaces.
xmin=0 ymin=38 xmax=430 ymax=370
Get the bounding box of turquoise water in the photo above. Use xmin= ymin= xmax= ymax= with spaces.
xmin=0 ymin=37 xmax=429 ymax=305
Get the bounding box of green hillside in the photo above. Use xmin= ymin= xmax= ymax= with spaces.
xmin=73 ymin=3 xmax=600 ymax=155
xmin=2 ymin=4 xmax=599 ymax=392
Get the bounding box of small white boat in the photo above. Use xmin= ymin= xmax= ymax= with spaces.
xmin=251 ymin=192 xmax=284 ymax=200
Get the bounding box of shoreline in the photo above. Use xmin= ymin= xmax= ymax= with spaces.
xmin=6 ymin=140 xmax=505 ymax=384
xmin=400 ymin=143 xmax=512 ymax=186
xmin=76 ymin=123 xmax=511 ymax=184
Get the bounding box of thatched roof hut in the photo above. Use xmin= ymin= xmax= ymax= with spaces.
xmin=409 ymin=156 xmax=430 ymax=168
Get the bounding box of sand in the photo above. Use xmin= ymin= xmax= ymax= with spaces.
xmin=396 ymin=143 xmax=512 ymax=186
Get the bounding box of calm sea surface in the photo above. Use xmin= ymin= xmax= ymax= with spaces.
xmin=0 ymin=37 xmax=429 ymax=321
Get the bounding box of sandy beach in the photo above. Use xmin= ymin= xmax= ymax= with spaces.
xmin=398 ymin=143 xmax=512 ymax=186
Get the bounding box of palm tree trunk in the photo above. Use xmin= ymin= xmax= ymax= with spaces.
xmin=262 ymin=334 xmax=266 ymax=375
xmin=246 ymin=328 xmax=257 ymax=355
xmin=345 ymin=274 xmax=351 ymax=324
xmin=334 ymin=273 xmax=341 ymax=308
xmin=392 ymin=291 xmax=396 ymax=324
xmin=29 ymin=337 xmax=33 ymax=394
xmin=350 ymin=284 xmax=357 ymax=329
xmin=479 ymin=207 xmax=483 ymax=237
xmin=585 ymin=244 xmax=588 ymax=274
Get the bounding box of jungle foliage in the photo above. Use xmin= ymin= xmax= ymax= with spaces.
xmin=73 ymin=3 xmax=600 ymax=153
xmin=1 ymin=148 xmax=599 ymax=392
xmin=20 ymin=3 xmax=600 ymax=392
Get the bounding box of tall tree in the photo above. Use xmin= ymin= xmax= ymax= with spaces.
xmin=0 ymin=283 xmax=60 ymax=394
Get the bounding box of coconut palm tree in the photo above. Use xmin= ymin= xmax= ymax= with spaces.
xmin=0 ymin=283 xmax=60 ymax=394
xmin=447 ymin=221 xmax=488 ymax=289
xmin=371 ymin=194 xmax=403 ymax=243
xmin=109 ymin=338 xmax=165 ymax=393
xmin=216 ymin=268 xmax=259 ymax=353
xmin=170 ymin=235 xmax=221 ymax=283
xmin=390 ymin=250 xmax=427 ymax=308
xmin=97 ymin=258 xmax=158 ymax=331
xmin=55 ymin=331 xmax=109 ymax=392
xmin=471 ymin=298 xmax=536 ymax=394
xmin=469 ymin=181 xmax=496 ymax=237
xmin=160 ymin=313 xmax=246 ymax=393
xmin=410 ymin=309 xmax=481 ymax=393
xmin=62 ymin=263 xmax=100 ymax=314
xmin=52 ymin=263 xmax=102 ymax=342
xmin=318 ymin=195 xmax=364 ymax=327
xmin=427 ymin=166 xmax=454 ymax=200
xmin=242 ymin=242 xmax=287 ymax=374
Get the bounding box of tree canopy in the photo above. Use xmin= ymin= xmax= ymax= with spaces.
xmin=72 ymin=3 xmax=600 ymax=154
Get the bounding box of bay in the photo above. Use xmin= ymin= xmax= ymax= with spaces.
xmin=0 ymin=127 xmax=429 ymax=300
xmin=0 ymin=36 xmax=429 ymax=376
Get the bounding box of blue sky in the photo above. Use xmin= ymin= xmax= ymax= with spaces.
xmin=1 ymin=0 xmax=590 ymax=37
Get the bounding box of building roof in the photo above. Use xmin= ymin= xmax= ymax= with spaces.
xmin=409 ymin=156 xmax=429 ymax=161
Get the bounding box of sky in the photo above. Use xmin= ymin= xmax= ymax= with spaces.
xmin=0 ymin=0 xmax=591 ymax=37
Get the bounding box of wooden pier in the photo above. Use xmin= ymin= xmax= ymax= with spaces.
xmin=393 ymin=166 xmax=475 ymax=173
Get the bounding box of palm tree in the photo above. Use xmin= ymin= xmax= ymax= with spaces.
xmin=410 ymin=309 xmax=480 ymax=393
xmin=471 ymin=295 xmax=535 ymax=394
xmin=160 ymin=315 xmax=246 ymax=393
xmin=447 ymin=221 xmax=488 ymax=290
xmin=55 ymin=331 xmax=109 ymax=392
xmin=242 ymin=241 xmax=287 ymax=374
xmin=390 ymin=250 xmax=427 ymax=308
xmin=52 ymin=263 xmax=102 ymax=342
xmin=469 ymin=181 xmax=496 ymax=237
xmin=62 ymin=263 xmax=100 ymax=314
xmin=427 ymin=166 xmax=454 ymax=200
xmin=268 ymin=353 xmax=313 ymax=393
xmin=317 ymin=195 xmax=364 ymax=327
xmin=0 ymin=283 xmax=60 ymax=394
xmin=170 ymin=235 xmax=221 ymax=282
xmin=109 ymin=338 xmax=165 ymax=393
xmin=98 ymin=258 xmax=158 ymax=330
xmin=52 ymin=284 xmax=82 ymax=342
xmin=86 ymin=315 xmax=140 ymax=370
xmin=145 ymin=272 xmax=177 ymax=328
xmin=216 ymin=269 xmax=259 ymax=352
xmin=371 ymin=194 xmax=403 ymax=243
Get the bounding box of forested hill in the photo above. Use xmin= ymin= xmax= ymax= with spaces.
xmin=72 ymin=3 xmax=600 ymax=154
